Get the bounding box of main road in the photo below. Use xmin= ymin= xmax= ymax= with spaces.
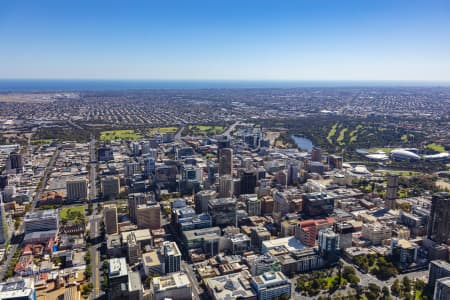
xmin=181 ymin=261 xmax=202 ymax=300
xmin=223 ymin=121 xmax=239 ymax=138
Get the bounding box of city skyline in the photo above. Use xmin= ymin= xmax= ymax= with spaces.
xmin=1 ymin=0 xmax=450 ymax=81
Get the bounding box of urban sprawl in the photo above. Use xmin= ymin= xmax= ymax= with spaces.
xmin=0 ymin=87 xmax=450 ymax=300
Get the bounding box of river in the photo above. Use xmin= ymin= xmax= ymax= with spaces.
xmin=291 ymin=135 xmax=314 ymax=151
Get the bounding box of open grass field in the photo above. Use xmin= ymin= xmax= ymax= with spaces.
xmin=375 ymin=169 xmax=420 ymax=176
xmin=31 ymin=139 xmax=54 ymax=144
xmin=426 ymin=143 xmax=446 ymax=153
xmin=365 ymin=147 xmax=395 ymax=153
xmin=188 ymin=125 xmax=224 ymax=135
xmin=100 ymin=129 xmax=140 ymax=141
xmin=148 ymin=127 xmax=178 ymax=135
xmin=60 ymin=206 xmax=85 ymax=222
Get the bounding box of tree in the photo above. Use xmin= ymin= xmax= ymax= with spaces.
xmin=366 ymin=283 xmax=381 ymax=299
xmin=402 ymin=276 xmax=412 ymax=294
xmin=391 ymin=279 xmax=403 ymax=297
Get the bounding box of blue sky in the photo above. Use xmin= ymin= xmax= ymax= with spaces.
xmin=0 ymin=0 xmax=449 ymax=81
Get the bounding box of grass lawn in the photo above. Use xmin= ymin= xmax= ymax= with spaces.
xmin=365 ymin=147 xmax=394 ymax=154
xmin=60 ymin=205 xmax=86 ymax=221
xmin=100 ymin=130 xmax=140 ymax=141
xmin=32 ymin=139 xmax=54 ymax=144
xmin=375 ymin=169 xmax=420 ymax=176
xmin=337 ymin=128 xmax=348 ymax=144
xmin=426 ymin=143 xmax=446 ymax=153
xmin=189 ymin=125 xmax=224 ymax=135
xmin=148 ymin=127 xmax=178 ymax=135
xmin=327 ymin=123 xmax=338 ymax=143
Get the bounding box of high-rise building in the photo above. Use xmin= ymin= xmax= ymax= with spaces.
xmin=218 ymin=148 xmax=233 ymax=176
xmin=162 ymin=241 xmax=181 ymax=274
xmin=127 ymin=232 xmax=141 ymax=265
xmin=333 ymin=222 xmax=354 ymax=250
xmin=250 ymin=272 xmax=291 ymax=300
xmin=318 ymin=228 xmax=340 ymax=260
xmin=328 ymin=155 xmax=343 ymax=170
xmin=125 ymin=162 xmax=140 ymax=177
xmin=0 ymin=174 xmax=8 ymax=190
xmin=0 ymin=196 xmax=8 ymax=244
xmin=101 ymin=176 xmax=120 ymax=199
xmin=434 ymin=277 xmax=450 ymax=300
xmin=208 ymin=197 xmax=237 ymax=227
xmin=218 ymin=175 xmax=234 ymax=198
xmin=98 ymin=146 xmax=114 ymax=162
xmin=385 ymin=173 xmax=399 ymax=209
xmin=427 ymin=192 xmax=450 ymax=244
xmin=195 ymin=190 xmax=216 ymax=214
xmin=144 ymin=157 xmax=156 ymax=178
xmin=0 ymin=278 xmax=36 ymax=300
xmin=128 ymin=193 xmax=150 ymax=224
xmin=311 ymin=147 xmax=322 ymax=162
xmin=287 ymin=160 xmax=299 ymax=185
xmin=151 ymin=272 xmax=192 ymax=300
xmin=104 ymin=204 xmax=118 ymax=234
xmin=136 ymin=203 xmax=161 ymax=230
xmin=240 ymin=169 xmax=257 ymax=194
xmin=429 ymin=260 xmax=450 ymax=289
xmin=242 ymin=194 xmax=261 ymax=216
xmin=6 ymin=152 xmax=24 ymax=173
xmin=66 ymin=179 xmax=88 ymax=201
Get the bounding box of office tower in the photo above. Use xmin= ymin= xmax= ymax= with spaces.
xmin=318 ymin=228 xmax=340 ymax=260
xmin=144 ymin=157 xmax=156 ymax=178
xmin=333 ymin=222 xmax=354 ymax=250
xmin=66 ymin=179 xmax=88 ymax=201
xmin=195 ymin=190 xmax=216 ymax=214
xmin=361 ymin=222 xmax=392 ymax=245
xmin=131 ymin=142 xmax=140 ymax=156
xmin=217 ymin=136 xmax=231 ymax=150
xmin=150 ymin=273 xmax=192 ymax=300
xmin=287 ymin=161 xmax=299 ymax=185
xmin=303 ymin=192 xmax=335 ymax=217
xmin=108 ymin=258 xmax=129 ymax=300
xmin=428 ymin=192 xmax=450 ymax=244
xmin=98 ymin=146 xmax=114 ymax=162
xmin=273 ymin=191 xmax=290 ymax=223
xmin=0 ymin=196 xmax=7 ymax=244
xmin=240 ymin=169 xmax=257 ymax=194
xmin=218 ymin=148 xmax=233 ymax=176
xmin=429 ymin=260 xmax=450 ymax=289
xmin=218 ymin=175 xmax=234 ymax=198
xmin=328 ymin=154 xmax=343 ymax=170
xmin=127 ymin=232 xmax=140 ymax=265
xmin=128 ymin=193 xmax=150 ymax=223
xmin=0 ymin=278 xmax=36 ymax=300
xmin=24 ymin=209 xmax=59 ymax=234
xmin=243 ymin=194 xmax=261 ymax=216
xmin=208 ymin=197 xmax=237 ymax=227
xmin=136 ymin=203 xmax=161 ymax=230
xmin=434 ymin=277 xmax=450 ymax=300
xmin=103 ymin=204 xmax=118 ymax=234
xmin=125 ymin=162 xmax=140 ymax=177
xmin=311 ymin=147 xmax=322 ymax=162
xmin=6 ymin=152 xmax=24 ymax=173
xmin=206 ymin=160 xmax=217 ymax=185
xmin=0 ymin=174 xmax=8 ymax=190
xmin=250 ymin=272 xmax=291 ymax=300
xmin=162 ymin=241 xmax=181 ymax=274
xmin=181 ymin=164 xmax=202 ymax=182
xmin=101 ymin=176 xmax=120 ymax=199
xmin=385 ymin=173 xmax=399 ymax=209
